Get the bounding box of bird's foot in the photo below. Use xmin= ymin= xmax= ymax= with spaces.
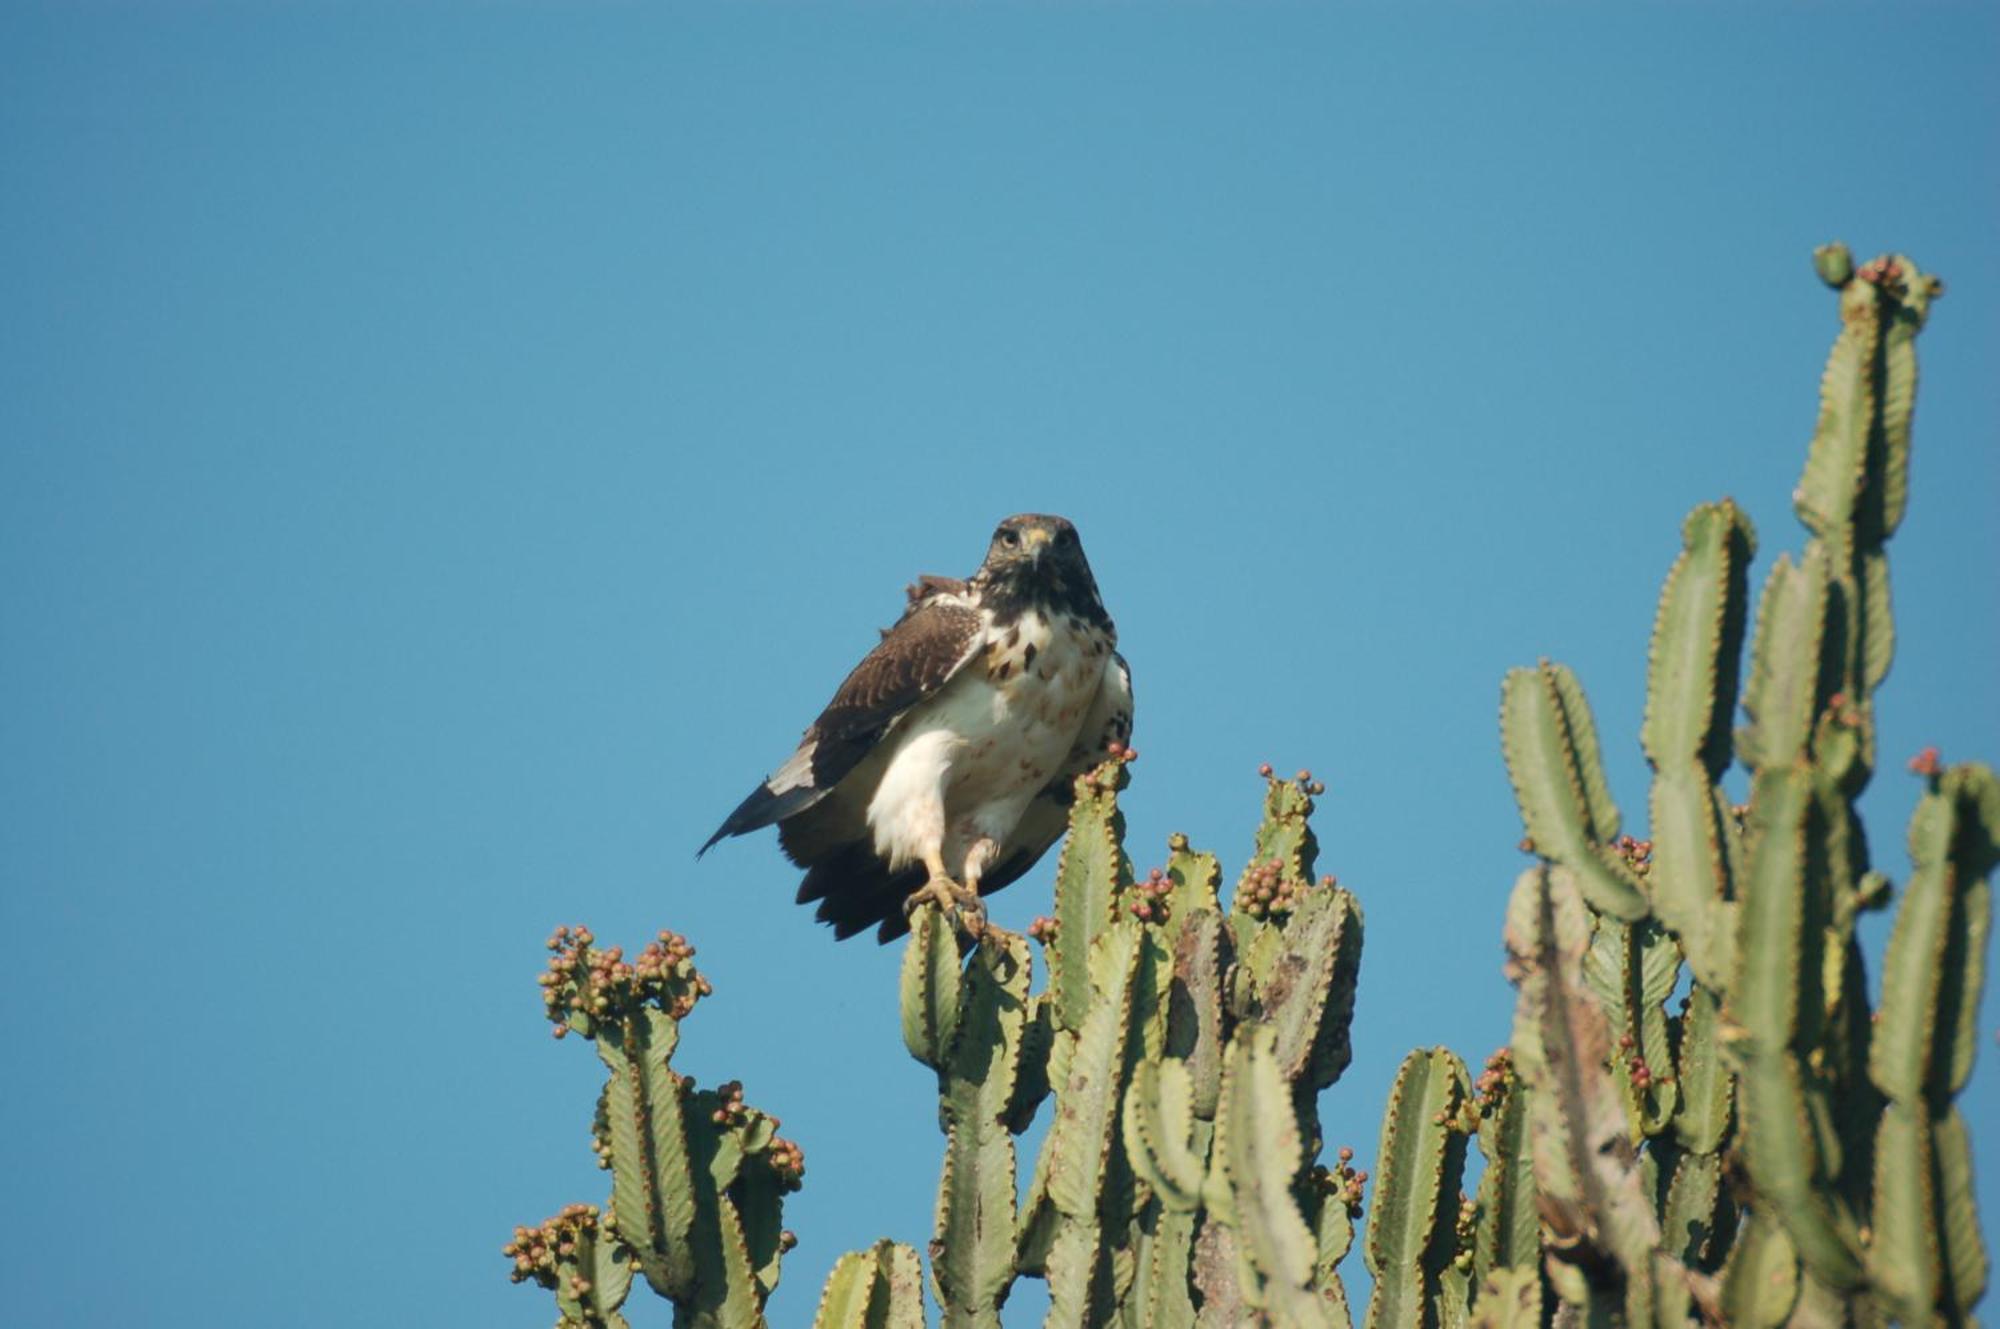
xmin=905 ymin=874 xmax=989 ymax=941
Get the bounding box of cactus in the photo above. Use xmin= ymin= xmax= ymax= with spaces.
xmin=504 ymin=1202 xmax=636 ymax=1329
xmin=1501 ymin=661 xmax=1648 ymax=922
xmin=1361 ymin=1047 xmax=1471 ymax=1329
xmin=928 ymin=930 xmax=1035 ymax=1328
xmin=1866 ymin=763 xmax=1997 ymax=1323
xmin=1467 ymin=1049 xmax=1538 ymax=1292
xmin=1481 ymin=245 xmax=1988 ymax=1327
xmin=813 ymin=1240 xmax=927 ymax=1329
xmin=1642 ymin=499 xmax=1755 ymax=989
xmin=1006 ymin=756 xmax=1368 ymax=1328
xmin=504 ymin=245 xmax=1989 ymax=1329
xmin=510 ymin=926 xmax=802 ymax=1329
xmin=1503 ymin=865 xmax=1679 ymax=1325
xmin=900 ymin=900 xmax=963 ymax=1070
xmin=1719 ymin=250 xmax=1972 ymax=1317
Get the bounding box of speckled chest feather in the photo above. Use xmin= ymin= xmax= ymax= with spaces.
xmin=951 ymin=608 xmax=1113 ymax=797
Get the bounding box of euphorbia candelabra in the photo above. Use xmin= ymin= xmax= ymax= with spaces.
xmin=505 ymin=246 xmax=1991 ymax=1329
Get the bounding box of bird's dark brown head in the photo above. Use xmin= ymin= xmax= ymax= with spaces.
xmin=976 ymin=514 xmax=1110 ymax=628
xmin=982 ymin=513 xmax=1081 ymax=570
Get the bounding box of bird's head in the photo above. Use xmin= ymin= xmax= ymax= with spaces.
xmin=982 ymin=514 xmax=1086 ymax=579
xmin=976 ymin=514 xmax=1108 ymax=626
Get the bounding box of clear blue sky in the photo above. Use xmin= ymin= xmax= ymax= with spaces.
xmin=3 ymin=6 xmax=1995 ymax=1326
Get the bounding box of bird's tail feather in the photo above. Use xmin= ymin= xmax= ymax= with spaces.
xmin=698 ymin=779 xmax=829 ymax=857
xmin=795 ymin=841 xmax=924 ymax=943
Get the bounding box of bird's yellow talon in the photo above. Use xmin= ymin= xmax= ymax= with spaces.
xmin=905 ymin=875 xmax=990 ymax=940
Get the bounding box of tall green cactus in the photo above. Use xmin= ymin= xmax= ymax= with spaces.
xmin=1643 ymin=499 xmax=1755 ymax=989
xmin=1866 ymin=763 xmax=1997 ymax=1323
xmin=812 ymin=1240 xmax=927 ymax=1329
xmin=505 ymin=244 xmax=1989 ymax=1329
xmin=1002 ymin=754 xmax=1367 ymax=1329
xmin=504 ymin=1202 xmax=636 ymax=1329
xmin=1482 ymin=246 xmax=1990 ymax=1327
xmin=509 ymin=926 xmax=804 ymax=1329
xmin=1361 ymin=1047 xmax=1470 ymax=1329
xmin=1721 ymin=249 xmax=1971 ymax=1321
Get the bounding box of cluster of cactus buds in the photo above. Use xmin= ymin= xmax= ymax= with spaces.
xmin=505 ymin=1203 xmax=610 ymax=1288
xmin=503 ymin=1200 xmax=636 ymax=1329
xmin=1470 ymin=1047 xmax=1514 ymax=1105
xmin=1824 ymin=688 xmax=1863 ymax=729
xmin=1849 ymin=253 xmax=1943 ymax=301
xmin=540 ymin=926 xmax=709 ymax=1038
xmin=705 ymin=1079 xmax=747 ymax=1126
xmin=1450 ymin=1195 xmax=1480 ymax=1271
xmin=1076 ymin=739 xmax=1138 ymax=794
xmin=1612 ymin=833 xmax=1653 ymax=878
xmin=1254 ymin=762 xmax=1327 ymax=798
xmin=1235 ymin=856 xmax=1305 ymax=918
xmin=1320 ymin=1146 xmax=1368 ymax=1217
xmin=1125 ymin=864 xmax=1175 ymax=923
xmin=766 ymin=1137 xmax=805 ymax=1192
xmin=1908 ymin=744 xmax=1942 ymax=778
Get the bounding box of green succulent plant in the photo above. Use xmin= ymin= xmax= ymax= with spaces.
xmin=506 ymin=246 xmax=1989 ymax=1328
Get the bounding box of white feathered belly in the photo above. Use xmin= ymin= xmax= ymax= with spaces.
xmin=866 ymin=610 xmax=1105 ymax=876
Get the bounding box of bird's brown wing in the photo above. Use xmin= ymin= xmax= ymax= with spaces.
xmin=809 ymin=592 xmax=982 ymax=749
xmin=700 ymin=590 xmax=983 ymax=855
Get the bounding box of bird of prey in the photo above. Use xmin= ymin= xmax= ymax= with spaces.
xmin=701 ymin=514 xmax=1133 ymax=942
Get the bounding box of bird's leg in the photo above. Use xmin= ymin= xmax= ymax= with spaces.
xmin=957 ymin=839 xmax=1019 ymax=944
xmin=905 ymin=847 xmax=987 ymax=939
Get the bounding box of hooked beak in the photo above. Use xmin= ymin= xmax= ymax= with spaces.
xmin=1023 ymin=527 xmax=1052 ymax=560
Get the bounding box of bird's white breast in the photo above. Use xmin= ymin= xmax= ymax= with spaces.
xmin=962 ymin=607 xmax=1104 ymax=784
xmin=865 ymin=607 xmax=1112 ymax=871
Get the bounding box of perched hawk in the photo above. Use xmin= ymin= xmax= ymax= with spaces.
xmin=701 ymin=514 xmax=1133 ymax=942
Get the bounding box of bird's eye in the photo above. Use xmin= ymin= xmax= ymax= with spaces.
xmin=997 ymin=528 xmax=1020 ymax=548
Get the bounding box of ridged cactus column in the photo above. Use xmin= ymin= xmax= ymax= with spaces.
xmin=899 ymin=754 xmax=1369 ymax=1328
xmin=509 ymin=926 xmax=805 ymax=1329
xmin=1501 ymin=866 xmax=1686 ymax=1322
xmin=1864 ymin=762 xmax=1996 ymax=1323
xmin=900 ymin=907 xmax=1035 ymax=1328
xmin=1360 ymin=1046 xmax=1471 ymax=1329
xmin=811 ymin=1239 xmax=927 ymax=1329
xmin=1479 ymin=246 xmax=1989 ymax=1328
xmin=1724 ymin=248 xmax=1963 ymax=1322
